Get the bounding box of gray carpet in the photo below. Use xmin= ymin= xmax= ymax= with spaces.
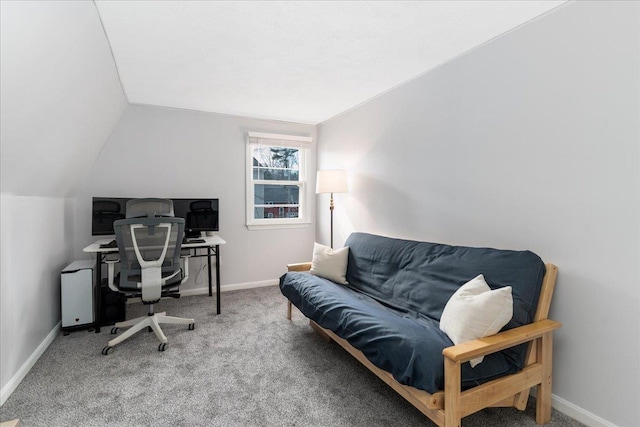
xmin=1 ymin=286 xmax=583 ymax=427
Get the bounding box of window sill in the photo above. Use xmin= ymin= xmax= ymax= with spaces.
xmin=246 ymin=221 xmax=311 ymax=231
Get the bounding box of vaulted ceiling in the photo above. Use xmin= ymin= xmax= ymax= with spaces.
xmin=0 ymin=0 xmax=566 ymax=197
xmin=1 ymin=1 xmax=126 ymax=197
xmin=96 ymin=0 xmax=566 ymax=124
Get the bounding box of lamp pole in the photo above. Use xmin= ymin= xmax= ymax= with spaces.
xmin=329 ymin=192 xmax=335 ymax=249
xmin=316 ymin=169 xmax=348 ymax=250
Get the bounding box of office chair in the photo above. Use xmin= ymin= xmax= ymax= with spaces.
xmin=186 ymin=200 xmax=218 ymax=234
xmin=126 ymin=197 xmax=174 ymax=218
xmin=102 ymin=199 xmax=194 ymax=355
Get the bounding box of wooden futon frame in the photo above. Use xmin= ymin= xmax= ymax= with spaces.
xmin=285 ymin=262 xmax=561 ymax=427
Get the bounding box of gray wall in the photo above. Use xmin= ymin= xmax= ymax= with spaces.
xmin=0 ymin=1 xmax=126 ymax=197
xmin=74 ymin=105 xmax=317 ymax=291
xmin=0 ymin=1 xmax=125 ymax=400
xmin=0 ymin=195 xmax=75 ymax=400
xmin=317 ymin=2 xmax=639 ymax=426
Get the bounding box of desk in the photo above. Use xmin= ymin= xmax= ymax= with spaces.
xmin=83 ymin=235 xmax=226 ymax=332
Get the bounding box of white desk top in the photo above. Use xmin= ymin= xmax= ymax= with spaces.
xmin=83 ymin=234 xmax=226 ymax=253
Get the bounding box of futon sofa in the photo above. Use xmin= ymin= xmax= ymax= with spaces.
xmin=279 ymin=232 xmax=561 ymax=426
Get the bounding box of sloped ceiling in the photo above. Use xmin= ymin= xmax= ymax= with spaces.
xmin=0 ymin=0 xmax=126 ymax=197
xmin=95 ymin=1 xmax=566 ymax=124
xmin=0 ymin=1 xmax=567 ymax=197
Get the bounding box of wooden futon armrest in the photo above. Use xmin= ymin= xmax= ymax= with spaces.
xmin=442 ymin=319 xmax=562 ymax=363
xmin=285 ymin=262 xmax=311 ymax=320
xmin=287 ymin=262 xmax=312 ymax=272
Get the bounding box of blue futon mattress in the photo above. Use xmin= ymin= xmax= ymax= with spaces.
xmin=281 ymin=271 xmax=521 ymax=393
xmin=279 ymin=232 xmax=547 ymax=394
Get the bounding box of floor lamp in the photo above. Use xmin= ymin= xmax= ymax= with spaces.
xmin=316 ymin=170 xmax=348 ymax=249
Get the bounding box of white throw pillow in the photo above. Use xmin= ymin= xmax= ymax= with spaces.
xmin=439 ymin=274 xmax=513 ymax=368
xmin=310 ymin=242 xmax=349 ymax=285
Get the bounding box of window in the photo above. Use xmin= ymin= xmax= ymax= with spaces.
xmin=246 ymin=132 xmax=312 ymax=229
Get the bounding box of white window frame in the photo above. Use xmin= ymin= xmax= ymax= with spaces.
xmin=246 ymin=132 xmax=312 ymax=230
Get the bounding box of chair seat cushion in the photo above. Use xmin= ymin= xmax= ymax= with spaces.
xmin=116 ymin=267 xmax=183 ymax=291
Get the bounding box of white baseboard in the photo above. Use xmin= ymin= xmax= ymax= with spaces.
xmin=528 ymin=387 xmax=617 ymax=427
xmin=551 ymin=393 xmax=619 ymax=427
xmin=0 ymin=321 xmax=61 ymax=406
xmin=179 ymin=279 xmax=279 ymax=297
xmin=125 ymin=280 xmax=279 ymax=303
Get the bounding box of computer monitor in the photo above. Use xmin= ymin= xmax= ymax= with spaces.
xmin=91 ymin=197 xmax=219 ymax=236
xmin=172 ymin=198 xmax=219 ymax=238
xmin=92 ymin=198 xmax=129 ymax=236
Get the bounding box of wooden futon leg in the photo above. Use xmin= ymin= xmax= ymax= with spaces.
xmin=309 ymin=320 xmax=332 ymax=342
xmin=536 ymin=332 xmax=553 ymax=424
xmin=444 ymin=357 xmax=462 ymax=427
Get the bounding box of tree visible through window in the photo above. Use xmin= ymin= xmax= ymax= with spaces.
xmin=246 ymin=132 xmax=311 ymax=228
xmin=253 ymin=146 xmax=300 ymax=219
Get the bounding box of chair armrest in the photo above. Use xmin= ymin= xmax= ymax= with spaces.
xmin=288 ymin=262 xmax=312 ymax=272
xmin=105 ymin=258 xmax=119 ymax=293
xmin=180 ymin=254 xmax=190 ymax=284
xmin=442 ymin=319 xmax=562 ymax=363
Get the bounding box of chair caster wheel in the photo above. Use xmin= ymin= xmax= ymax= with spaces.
xmin=102 ymin=346 xmax=113 ymax=355
xmin=111 ymin=327 xmax=119 ymax=334
xmin=188 ymin=323 xmax=195 ymax=331
xmin=158 ymin=343 xmax=167 ymax=352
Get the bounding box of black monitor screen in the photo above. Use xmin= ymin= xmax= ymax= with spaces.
xmin=91 ymin=197 xmax=219 ymax=236
xmin=172 ymin=198 xmax=219 ymax=237
xmin=92 ymin=198 xmax=129 ymax=236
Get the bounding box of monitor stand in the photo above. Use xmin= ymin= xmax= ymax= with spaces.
xmin=185 ymin=230 xmax=201 ymax=239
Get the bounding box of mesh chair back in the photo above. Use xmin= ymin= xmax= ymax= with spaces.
xmin=113 ymin=217 xmax=185 ymax=300
xmin=126 ymin=198 xmax=175 ymax=218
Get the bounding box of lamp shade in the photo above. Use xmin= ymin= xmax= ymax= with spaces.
xmin=316 ymin=170 xmax=348 ymax=194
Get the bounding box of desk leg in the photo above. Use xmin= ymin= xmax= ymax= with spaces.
xmin=94 ymin=254 xmax=102 ymax=333
xmin=215 ymin=245 xmax=221 ymax=315
xmin=207 ymin=247 xmax=213 ymax=297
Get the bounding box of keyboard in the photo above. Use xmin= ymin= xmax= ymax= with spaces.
xmin=185 ymin=238 xmax=206 ymax=244
xmin=99 ymin=239 xmax=117 ymax=248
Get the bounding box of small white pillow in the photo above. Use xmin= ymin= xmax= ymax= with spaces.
xmin=439 ymin=274 xmax=513 ymax=368
xmin=310 ymin=242 xmax=349 ymax=285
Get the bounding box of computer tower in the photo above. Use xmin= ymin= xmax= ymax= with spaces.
xmin=61 ymin=260 xmax=95 ymax=332
xmin=100 ymin=284 xmax=126 ymax=326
